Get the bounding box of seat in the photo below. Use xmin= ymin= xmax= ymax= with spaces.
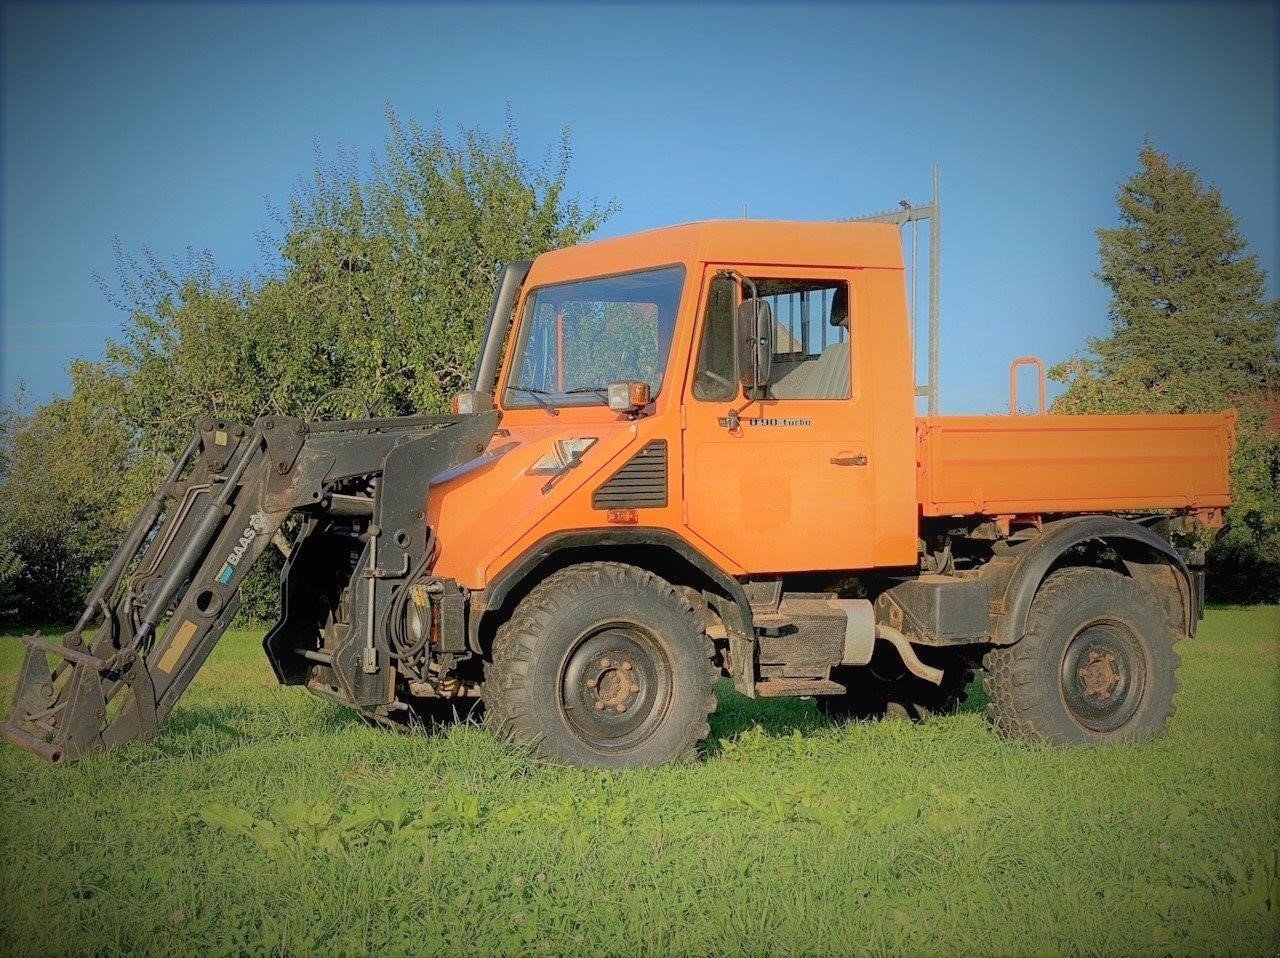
xmin=769 ymin=287 xmax=850 ymax=400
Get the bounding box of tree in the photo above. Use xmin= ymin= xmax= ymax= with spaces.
xmin=1052 ymin=143 xmax=1280 ymax=601
xmin=0 ymin=109 xmax=612 ymax=622
xmin=0 ymin=362 xmax=155 ymax=620
xmin=108 ymin=109 xmax=614 ymax=459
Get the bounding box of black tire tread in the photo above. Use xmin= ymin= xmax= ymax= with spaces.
xmin=985 ymin=565 xmax=1181 ymax=744
xmin=484 ymin=561 xmax=718 ymax=766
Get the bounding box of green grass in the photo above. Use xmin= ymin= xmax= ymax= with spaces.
xmin=1 ymin=607 xmax=1277 ymax=957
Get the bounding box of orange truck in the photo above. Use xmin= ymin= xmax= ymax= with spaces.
xmin=3 ymin=220 xmax=1234 ymax=767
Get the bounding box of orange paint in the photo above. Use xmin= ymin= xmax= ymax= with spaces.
xmin=915 ymin=412 xmax=1235 ymax=516
xmin=425 ymin=220 xmax=1234 ymax=591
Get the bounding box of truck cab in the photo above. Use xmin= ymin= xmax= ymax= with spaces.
xmin=429 ymin=221 xmax=921 ymax=593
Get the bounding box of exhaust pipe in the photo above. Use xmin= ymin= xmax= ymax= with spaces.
xmin=833 ymin=601 xmax=944 ymax=685
xmin=875 ymin=624 xmax=945 ymax=685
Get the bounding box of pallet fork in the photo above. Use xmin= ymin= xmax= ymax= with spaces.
xmin=1 ymin=410 xmax=497 ymax=764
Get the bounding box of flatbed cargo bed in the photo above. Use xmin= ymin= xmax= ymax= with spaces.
xmin=915 ymin=411 xmax=1235 ymax=517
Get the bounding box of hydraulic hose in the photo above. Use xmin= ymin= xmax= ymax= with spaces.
xmin=382 ymin=528 xmax=439 ymax=667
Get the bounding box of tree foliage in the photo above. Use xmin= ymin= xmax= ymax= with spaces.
xmin=1052 ymin=144 xmax=1280 ymax=601
xmin=108 ymin=111 xmax=613 ymax=459
xmin=0 ymin=110 xmax=611 ymax=622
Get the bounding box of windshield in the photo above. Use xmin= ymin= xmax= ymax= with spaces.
xmin=504 ymin=266 xmax=685 ymax=408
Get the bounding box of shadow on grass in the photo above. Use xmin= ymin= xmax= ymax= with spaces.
xmin=5 ymin=653 xmax=994 ymax=764
xmin=163 ymin=692 xmax=484 ymax=741
xmin=155 ymin=694 xmax=370 ymax=746
xmin=704 ymin=676 xmax=991 ymax=754
xmin=705 ymin=682 xmax=823 ymax=750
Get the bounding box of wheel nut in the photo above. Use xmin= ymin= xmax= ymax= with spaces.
xmin=585 ymin=678 xmax=597 ymax=688
xmin=595 ymin=701 xmax=606 ymax=711
xmin=601 ymin=658 xmax=611 ymax=668
xmin=621 ymin=661 xmax=632 ymax=671
xmin=615 ymin=704 xmax=627 ymax=713
xmin=629 ymin=684 xmax=640 ymax=694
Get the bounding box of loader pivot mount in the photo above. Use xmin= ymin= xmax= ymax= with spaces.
xmin=2 ymin=410 xmax=497 ymax=764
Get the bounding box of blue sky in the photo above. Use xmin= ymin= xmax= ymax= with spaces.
xmin=2 ymin=1 xmax=1276 ymax=413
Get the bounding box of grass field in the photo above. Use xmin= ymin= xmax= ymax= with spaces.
xmin=0 ymin=606 xmax=1277 ymax=956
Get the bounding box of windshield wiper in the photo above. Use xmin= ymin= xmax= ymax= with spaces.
xmin=508 ymin=387 xmax=559 ymax=416
xmin=563 ymin=386 xmax=608 ymax=399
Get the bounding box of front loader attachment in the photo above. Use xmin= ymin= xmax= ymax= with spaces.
xmin=2 ymin=410 xmax=497 ymax=764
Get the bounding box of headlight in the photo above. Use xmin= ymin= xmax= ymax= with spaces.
xmin=527 ymin=437 xmax=598 ymax=475
xmin=607 ymin=380 xmax=651 ymax=412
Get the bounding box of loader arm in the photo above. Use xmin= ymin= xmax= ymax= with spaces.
xmin=2 ymin=410 xmax=497 ymax=764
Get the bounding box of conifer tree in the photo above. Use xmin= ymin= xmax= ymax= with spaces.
xmin=1053 ymin=144 xmax=1280 ymax=600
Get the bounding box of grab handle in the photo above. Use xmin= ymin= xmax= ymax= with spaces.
xmin=1009 ymin=356 xmax=1046 ymax=415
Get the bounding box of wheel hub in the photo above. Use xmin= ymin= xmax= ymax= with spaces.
xmin=1059 ymin=622 xmax=1146 ymax=733
xmin=559 ymin=626 xmax=672 ymax=751
xmin=586 ymin=657 xmax=642 ymax=714
xmin=1077 ymin=648 xmax=1121 ymax=701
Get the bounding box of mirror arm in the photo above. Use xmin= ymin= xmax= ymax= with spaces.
xmin=716 ymin=268 xmax=757 ymax=301
xmin=722 ymin=394 xmax=757 ymax=431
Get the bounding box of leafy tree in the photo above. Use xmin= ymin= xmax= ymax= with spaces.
xmin=109 ymin=109 xmax=613 ymax=459
xmin=0 ymin=110 xmax=611 ymax=622
xmin=0 ymin=363 xmax=156 ymax=620
xmin=1052 ymin=144 xmax=1280 ymax=600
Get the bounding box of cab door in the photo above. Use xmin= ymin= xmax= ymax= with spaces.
xmin=681 ymin=266 xmax=875 ymax=572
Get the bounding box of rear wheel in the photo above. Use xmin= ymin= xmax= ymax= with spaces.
xmin=984 ymin=566 xmax=1180 ymax=744
xmin=484 ymin=562 xmax=718 ymax=768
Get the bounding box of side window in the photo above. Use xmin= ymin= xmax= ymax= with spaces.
xmin=692 ymin=274 xmax=738 ymax=401
xmin=756 ymin=280 xmax=851 ymax=400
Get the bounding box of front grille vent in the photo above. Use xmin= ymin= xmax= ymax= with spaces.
xmin=592 ymin=440 xmax=668 ymax=509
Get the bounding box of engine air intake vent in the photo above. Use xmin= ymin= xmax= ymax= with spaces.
xmin=592 ymin=440 xmax=668 ymax=509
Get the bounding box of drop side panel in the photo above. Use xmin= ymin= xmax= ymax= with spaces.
xmin=915 ymin=412 xmax=1235 ymax=516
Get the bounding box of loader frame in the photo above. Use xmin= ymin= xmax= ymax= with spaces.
xmin=2 ymin=410 xmax=497 ymax=763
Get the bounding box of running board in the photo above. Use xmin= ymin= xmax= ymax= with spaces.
xmin=754 ymin=678 xmax=847 ymax=698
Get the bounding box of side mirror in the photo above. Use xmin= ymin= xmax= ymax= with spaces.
xmin=736 ymin=298 xmax=774 ymax=396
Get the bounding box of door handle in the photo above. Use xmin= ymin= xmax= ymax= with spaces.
xmin=830 ymin=454 xmax=869 ymax=466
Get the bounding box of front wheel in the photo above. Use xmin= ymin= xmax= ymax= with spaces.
xmin=484 ymin=562 xmax=718 ymax=768
xmin=984 ymin=566 xmax=1181 ymax=744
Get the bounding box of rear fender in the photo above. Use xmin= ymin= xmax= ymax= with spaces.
xmin=987 ymin=515 xmax=1195 ymax=646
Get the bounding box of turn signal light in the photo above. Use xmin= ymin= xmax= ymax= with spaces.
xmin=607 ymin=381 xmax=651 ymax=413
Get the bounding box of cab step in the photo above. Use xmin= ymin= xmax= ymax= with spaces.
xmin=751 ymin=611 xmax=794 ymax=634
xmin=754 ymin=678 xmax=846 ymax=698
